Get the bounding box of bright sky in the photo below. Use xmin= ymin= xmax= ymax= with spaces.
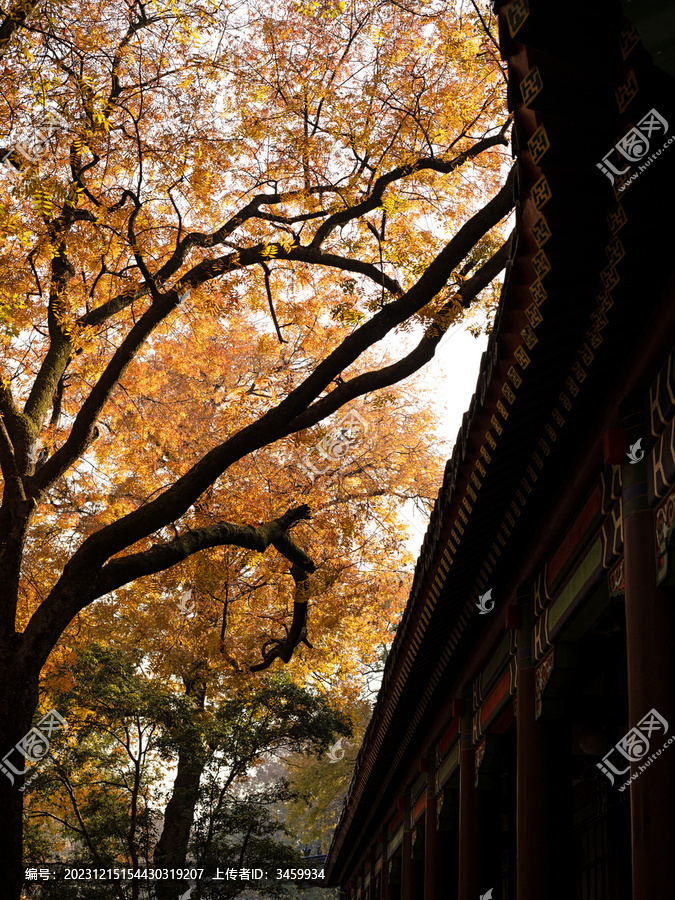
xmin=392 ymin=316 xmax=490 ymax=553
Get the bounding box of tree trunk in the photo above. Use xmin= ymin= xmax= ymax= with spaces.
xmin=153 ymin=749 xmax=207 ymax=899
xmin=0 ymin=656 xmax=40 ymax=900
xmin=153 ymin=676 xmax=208 ymax=900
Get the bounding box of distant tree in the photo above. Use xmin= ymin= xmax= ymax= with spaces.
xmin=24 ymin=644 xmax=351 ymax=899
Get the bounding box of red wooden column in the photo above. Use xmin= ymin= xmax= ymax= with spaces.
xmin=621 ymin=430 xmax=675 ymax=900
xmin=381 ymin=858 xmax=391 ymax=900
xmin=457 ymin=707 xmax=479 ymax=900
xmin=515 ymin=603 xmax=549 ymax=900
xmin=380 ymin=834 xmax=391 ymax=900
xmin=423 ymin=762 xmax=441 ymax=900
xmin=400 ymin=828 xmax=413 ymax=900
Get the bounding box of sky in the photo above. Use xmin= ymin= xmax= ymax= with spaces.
xmin=392 ymin=314 xmax=491 ymax=553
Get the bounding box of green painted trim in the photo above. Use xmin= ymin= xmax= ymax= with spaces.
xmin=480 ymin=632 xmax=511 ymax=694
xmin=436 ymin=740 xmax=460 ymax=791
xmin=387 ymin=823 xmax=404 ymax=858
xmin=547 ymin=537 xmax=603 ymax=633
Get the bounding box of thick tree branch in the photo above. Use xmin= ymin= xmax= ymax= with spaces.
xmin=286 ymin=236 xmax=512 ymax=432
xmin=250 ymin=564 xmax=313 ymax=672
xmin=94 ymin=504 xmax=314 ymax=599
xmin=28 ymin=284 xmax=186 ymax=495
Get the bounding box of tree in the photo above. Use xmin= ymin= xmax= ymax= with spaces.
xmin=24 ymin=644 xmax=351 ymax=898
xmin=0 ymin=0 xmax=512 ymax=893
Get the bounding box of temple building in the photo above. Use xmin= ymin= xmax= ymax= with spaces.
xmin=325 ymin=1 xmax=675 ymax=898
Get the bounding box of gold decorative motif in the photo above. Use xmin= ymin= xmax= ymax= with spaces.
xmin=535 ymin=648 xmax=555 ymax=719
xmin=526 ymin=302 xmax=543 ymax=327
xmin=474 ymin=739 xmax=486 ymax=786
xmin=599 ymin=291 xmax=614 ymax=312
xmin=530 ymin=279 xmax=547 ymax=305
xmin=579 ymin=343 xmax=594 ymax=366
xmin=520 ymin=66 xmax=543 ymax=106
xmin=514 ymin=345 xmax=531 ymax=368
xmin=607 ymin=204 xmax=627 ymax=234
xmin=528 ymin=125 xmax=550 ymax=165
xmin=620 ymin=23 xmax=640 ymax=60
xmin=506 ymin=0 xmax=530 ymax=38
xmin=521 ymin=324 xmax=538 ymax=349
xmin=531 ymin=175 xmax=552 ymax=209
xmin=606 ymin=237 xmax=625 ymax=266
xmin=532 ymin=213 xmax=551 ymax=247
xmin=588 ymin=328 xmax=603 ymax=349
xmin=608 ymin=558 xmax=625 ymax=596
xmin=532 ymin=250 xmax=551 ymax=279
xmin=508 ymin=366 xmax=522 ymax=388
xmin=615 ymin=69 xmax=638 ymax=113
xmin=601 ymin=264 xmax=619 ymax=291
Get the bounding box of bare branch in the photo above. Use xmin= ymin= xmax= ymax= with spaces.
xmin=260 ymin=263 xmax=286 ymax=344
